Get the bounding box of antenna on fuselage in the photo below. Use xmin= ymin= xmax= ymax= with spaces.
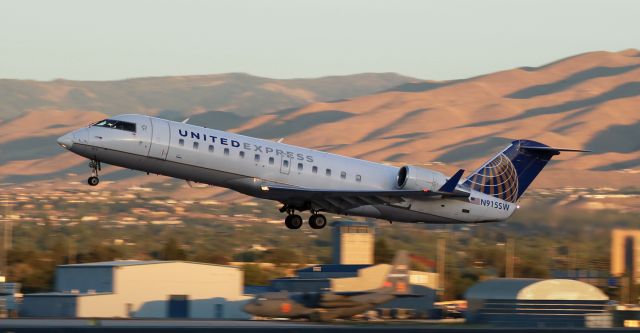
xmin=182 ymin=118 xmax=190 ymax=124
xmin=276 ymin=138 xmax=284 ymax=143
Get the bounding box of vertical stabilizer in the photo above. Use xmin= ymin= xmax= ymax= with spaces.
xmin=379 ymin=250 xmax=411 ymax=295
xmin=462 ymin=139 xmax=571 ymax=202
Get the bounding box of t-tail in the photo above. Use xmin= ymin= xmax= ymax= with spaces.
xmin=379 ymin=250 xmax=411 ymax=295
xmin=462 ymin=139 xmax=588 ymax=203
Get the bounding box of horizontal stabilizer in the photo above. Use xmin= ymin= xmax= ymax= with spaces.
xmin=520 ymin=146 xmax=591 ymax=155
xmin=438 ymin=169 xmax=464 ymax=193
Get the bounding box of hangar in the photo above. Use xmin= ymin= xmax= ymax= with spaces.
xmin=21 ymin=261 xmax=251 ymax=319
xmin=465 ymin=278 xmax=610 ymax=327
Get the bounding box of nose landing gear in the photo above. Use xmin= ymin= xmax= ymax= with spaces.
xmin=87 ymin=160 xmax=101 ymax=186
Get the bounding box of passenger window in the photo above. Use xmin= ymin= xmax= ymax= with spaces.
xmin=340 ymin=171 xmax=346 ymax=179
xmin=356 ymin=175 xmax=362 ymax=182
xmin=254 ymin=154 xmax=260 ymax=162
xmin=283 ymin=160 xmax=289 ymax=167
xmin=208 ymin=145 xmax=214 ymax=152
xmin=269 ymin=157 xmax=274 ymax=165
xmin=326 ymin=169 xmax=331 ymax=176
xmin=312 ymin=166 xmax=318 ymax=174
xmin=239 ymin=151 xmax=245 ymax=158
xmin=224 ymin=148 xmax=229 ymax=156
xmin=298 ymin=163 xmax=303 ymax=171
xmin=179 ymin=139 xmax=184 ymax=146
xmin=193 ymin=142 xmax=199 ymax=150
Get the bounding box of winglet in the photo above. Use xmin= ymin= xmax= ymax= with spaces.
xmin=438 ymin=169 xmax=464 ymax=193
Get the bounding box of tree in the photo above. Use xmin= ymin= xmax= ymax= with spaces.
xmin=262 ymin=248 xmax=300 ymax=265
xmin=192 ymin=252 xmax=230 ymax=265
xmin=160 ymin=238 xmax=187 ymax=260
xmin=243 ymin=264 xmax=270 ymax=286
xmin=374 ymin=238 xmax=394 ymax=264
xmin=78 ymin=243 xmax=123 ymax=263
xmin=447 ymin=270 xmax=480 ymax=300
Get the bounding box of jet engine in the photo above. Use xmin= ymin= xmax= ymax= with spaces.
xmin=396 ymin=165 xmax=448 ymax=191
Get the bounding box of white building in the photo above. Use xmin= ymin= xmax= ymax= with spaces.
xmin=21 ymin=261 xmax=251 ymax=319
xmin=465 ymin=278 xmax=610 ymax=327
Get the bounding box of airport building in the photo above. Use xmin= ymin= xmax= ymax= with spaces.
xmin=611 ymin=229 xmax=640 ymax=303
xmin=263 ymin=221 xmax=439 ymax=317
xmin=332 ymin=221 xmax=375 ymax=264
xmin=465 ymin=278 xmax=610 ymax=327
xmin=21 ymin=261 xmax=251 ymax=319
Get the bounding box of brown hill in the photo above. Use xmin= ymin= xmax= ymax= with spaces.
xmin=0 ymin=72 xmax=416 ymax=121
xmin=233 ymin=49 xmax=640 ymax=189
xmin=1 ymin=50 xmax=639 ymax=192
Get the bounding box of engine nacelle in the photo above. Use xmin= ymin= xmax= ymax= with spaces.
xmin=396 ymin=165 xmax=448 ymax=191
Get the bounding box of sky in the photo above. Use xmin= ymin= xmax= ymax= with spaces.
xmin=1 ymin=0 xmax=639 ymax=81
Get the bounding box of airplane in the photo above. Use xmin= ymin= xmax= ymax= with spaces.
xmin=242 ymin=250 xmax=416 ymax=321
xmin=56 ymin=114 xmax=587 ymax=229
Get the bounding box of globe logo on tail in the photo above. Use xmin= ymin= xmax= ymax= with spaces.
xmin=466 ymin=154 xmax=518 ymax=203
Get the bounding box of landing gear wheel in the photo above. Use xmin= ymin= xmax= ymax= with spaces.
xmin=87 ymin=176 xmax=100 ymax=186
xmin=87 ymin=159 xmax=101 ymax=186
xmin=285 ymin=214 xmax=303 ymax=229
xmin=309 ymin=214 xmax=327 ymax=229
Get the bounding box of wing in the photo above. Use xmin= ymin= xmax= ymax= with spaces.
xmin=261 ymin=182 xmax=469 ymax=213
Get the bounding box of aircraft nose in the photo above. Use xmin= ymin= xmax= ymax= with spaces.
xmin=57 ymin=133 xmax=74 ymax=150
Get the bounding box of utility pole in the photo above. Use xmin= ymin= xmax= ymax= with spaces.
xmin=1 ymin=203 xmax=11 ymax=278
xmin=437 ymin=237 xmax=446 ymax=299
xmin=68 ymin=238 xmax=76 ymax=264
xmin=506 ymin=237 xmax=515 ymax=278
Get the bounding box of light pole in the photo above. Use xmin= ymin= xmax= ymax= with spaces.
xmin=437 ymin=237 xmax=446 ymax=299
xmin=506 ymin=238 xmax=515 ymax=278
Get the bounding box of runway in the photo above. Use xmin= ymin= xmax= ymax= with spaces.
xmin=0 ymin=319 xmax=631 ymax=333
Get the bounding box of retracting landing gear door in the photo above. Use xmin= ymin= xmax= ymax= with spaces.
xmin=148 ymin=118 xmax=171 ymax=160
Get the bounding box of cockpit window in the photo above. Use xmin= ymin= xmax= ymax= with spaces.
xmin=92 ymin=119 xmax=136 ymax=133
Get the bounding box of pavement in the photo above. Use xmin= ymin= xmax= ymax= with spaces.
xmin=0 ymin=318 xmax=631 ymax=333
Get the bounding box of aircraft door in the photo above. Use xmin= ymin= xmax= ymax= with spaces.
xmin=148 ymin=118 xmax=171 ymax=160
xmin=279 ymin=155 xmax=291 ymax=175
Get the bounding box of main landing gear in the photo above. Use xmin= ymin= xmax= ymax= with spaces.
xmin=87 ymin=160 xmax=101 ymax=186
xmin=283 ymin=208 xmax=327 ymax=230
xmin=309 ymin=213 xmax=327 ymax=229
xmin=284 ymin=213 xmax=303 ymax=229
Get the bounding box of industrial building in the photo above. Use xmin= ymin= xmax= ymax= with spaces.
xmin=21 ymin=261 xmax=251 ymax=319
xmin=465 ymin=278 xmax=610 ymax=327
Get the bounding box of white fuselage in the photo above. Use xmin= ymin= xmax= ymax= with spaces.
xmin=58 ymin=114 xmax=516 ymax=224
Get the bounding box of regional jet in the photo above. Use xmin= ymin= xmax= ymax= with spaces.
xmin=243 ymin=250 xmax=416 ymax=321
xmin=57 ymin=114 xmax=585 ymax=229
